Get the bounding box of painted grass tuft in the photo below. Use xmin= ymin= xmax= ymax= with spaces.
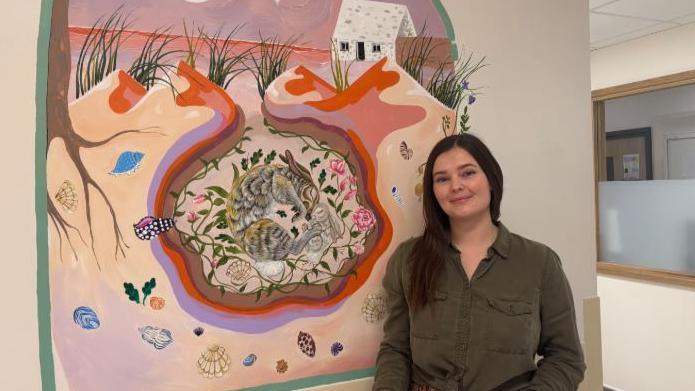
xmin=75 ymin=7 xmax=132 ymax=98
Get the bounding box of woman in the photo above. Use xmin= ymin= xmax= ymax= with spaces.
xmin=373 ymin=134 xmax=585 ymax=391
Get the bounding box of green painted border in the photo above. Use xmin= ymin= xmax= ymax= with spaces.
xmin=237 ymin=367 xmax=376 ymax=391
xmin=36 ymin=0 xmax=55 ymax=390
xmin=432 ymin=0 xmax=459 ymax=60
xmin=34 ymin=1 xmax=456 ymax=390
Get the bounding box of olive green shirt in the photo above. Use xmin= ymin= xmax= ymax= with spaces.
xmin=374 ymin=224 xmax=585 ymax=391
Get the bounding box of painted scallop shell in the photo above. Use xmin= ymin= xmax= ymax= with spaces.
xmin=197 ymin=344 xmax=231 ymax=378
xmin=110 ymin=151 xmax=144 ymax=176
xmin=225 ymin=259 xmax=252 ymax=284
xmin=275 ymin=359 xmax=288 ymax=374
xmin=297 ymin=331 xmax=316 ymax=357
xmin=55 ymin=180 xmax=78 ymax=213
xmin=361 ymin=293 xmax=387 ymax=323
xmin=73 ymin=306 xmax=100 ymax=330
xmin=133 ymin=216 xmax=174 ymax=240
xmin=149 ymin=296 xmax=165 ymax=310
xmin=139 ymin=326 xmax=173 ymax=350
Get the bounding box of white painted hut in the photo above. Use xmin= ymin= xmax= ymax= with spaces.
xmin=331 ymin=0 xmax=417 ymax=62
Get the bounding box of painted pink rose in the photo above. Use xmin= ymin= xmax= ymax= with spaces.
xmin=186 ymin=211 xmax=199 ymax=223
xmin=344 ymin=189 xmax=357 ymax=201
xmin=353 ymin=243 xmax=365 ymax=255
xmin=328 ymin=159 xmax=346 ymax=176
xmin=352 ymin=207 xmax=376 ymax=232
xmin=193 ymin=194 xmax=206 ymax=204
xmin=339 ymin=176 xmax=358 ymax=191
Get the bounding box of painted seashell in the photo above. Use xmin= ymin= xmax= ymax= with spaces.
xmin=399 ymin=140 xmax=413 ymax=160
xmin=361 ymin=293 xmax=387 ymax=323
xmin=197 ymin=344 xmax=230 ymax=378
xmin=391 ymin=186 xmax=403 ymax=205
xmin=297 ymin=331 xmax=316 ymax=357
xmin=139 ymin=326 xmax=173 ymax=350
xmin=330 ymin=342 xmax=344 ymax=356
xmin=225 ymin=259 xmax=252 ymax=284
xmin=73 ymin=306 xmax=100 ymax=330
xmin=242 ymin=353 xmax=257 ymax=367
xmin=276 ymin=359 xmax=288 ymax=374
xmin=149 ymin=296 xmax=165 ymax=310
xmin=110 ymin=151 xmax=144 ymax=176
xmin=55 ymin=180 xmax=78 ymax=213
xmin=133 ymin=216 xmax=174 ymax=240
xmin=193 ymin=327 xmax=204 ymax=336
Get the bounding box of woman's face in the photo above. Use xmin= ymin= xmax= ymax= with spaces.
xmin=432 ymin=146 xmax=491 ymax=222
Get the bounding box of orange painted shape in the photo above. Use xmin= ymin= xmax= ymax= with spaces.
xmin=108 ymin=70 xmax=146 ymax=113
xmin=175 ymin=61 xmax=236 ymax=121
xmin=286 ymin=66 xmax=337 ymax=97
xmin=306 ymin=58 xmax=399 ymax=112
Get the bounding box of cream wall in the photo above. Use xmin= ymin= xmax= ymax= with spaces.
xmin=0 ymin=1 xmax=43 ymax=389
xmin=591 ymin=22 xmax=695 ymax=391
xmin=3 ymin=0 xmax=597 ymax=389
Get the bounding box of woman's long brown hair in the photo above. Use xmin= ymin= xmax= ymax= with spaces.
xmin=409 ymin=134 xmax=503 ymax=310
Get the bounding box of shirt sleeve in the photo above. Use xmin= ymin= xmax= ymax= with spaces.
xmin=528 ymin=249 xmax=586 ymax=390
xmin=373 ymin=242 xmax=412 ymax=391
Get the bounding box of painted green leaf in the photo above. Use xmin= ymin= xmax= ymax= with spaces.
xmin=206 ymin=186 xmax=229 ymax=199
xmin=213 ymin=198 xmax=225 ymax=206
xmin=174 ymin=210 xmax=185 ymax=217
xmin=324 ymin=283 xmax=331 ymax=295
xmin=123 ymin=282 xmax=140 ymax=304
xmin=341 ymin=210 xmax=351 ymax=219
xmin=291 ymin=226 xmax=299 ymax=238
xmin=319 ymin=261 xmax=330 ymax=271
xmin=332 ymin=247 xmax=338 ymax=260
xmin=207 ymin=270 xmax=215 ymax=284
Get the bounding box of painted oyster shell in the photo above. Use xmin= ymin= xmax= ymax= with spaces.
xmin=139 ymin=326 xmax=173 ymax=350
xmin=73 ymin=306 xmax=100 ymax=330
xmin=197 ymin=344 xmax=230 ymax=378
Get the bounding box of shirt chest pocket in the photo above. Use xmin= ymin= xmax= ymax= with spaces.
xmin=410 ymin=289 xmax=451 ymax=340
xmin=483 ymin=296 xmax=537 ymax=355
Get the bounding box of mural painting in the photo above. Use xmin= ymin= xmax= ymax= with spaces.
xmin=43 ymin=0 xmax=483 ymax=389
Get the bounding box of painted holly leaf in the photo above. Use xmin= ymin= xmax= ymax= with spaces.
xmin=123 ymin=282 xmax=140 ymax=304
xmin=318 ymin=169 xmax=326 ymax=186
xmin=276 ymin=210 xmax=287 ymax=218
xmin=322 ymin=185 xmax=338 ymax=195
xmin=264 ymin=150 xmax=277 ymax=164
xmin=309 ymin=158 xmax=321 ymax=170
xmin=291 ymin=226 xmax=299 ymax=238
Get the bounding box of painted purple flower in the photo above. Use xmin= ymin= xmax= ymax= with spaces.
xmin=461 ymin=80 xmax=470 ymax=90
xmin=468 ymin=94 xmax=477 ymax=105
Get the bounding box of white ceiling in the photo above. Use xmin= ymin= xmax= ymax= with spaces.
xmin=590 ymin=0 xmax=695 ymax=50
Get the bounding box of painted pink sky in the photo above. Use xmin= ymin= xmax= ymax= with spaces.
xmin=68 ymin=0 xmax=448 ymax=49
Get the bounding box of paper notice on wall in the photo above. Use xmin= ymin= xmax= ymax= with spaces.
xmin=623 ymin=154 xmax=640 ymax=179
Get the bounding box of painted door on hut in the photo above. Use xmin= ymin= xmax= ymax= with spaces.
xmin=42 ymin=0 xmax=482 ymax=389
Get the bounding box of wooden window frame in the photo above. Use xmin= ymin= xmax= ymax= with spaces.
xmin=592 ymin=69 xmax=695 ymax=288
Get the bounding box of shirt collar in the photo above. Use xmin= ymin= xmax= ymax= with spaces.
xmin=447 ymin=222 xmax=511 ymax=259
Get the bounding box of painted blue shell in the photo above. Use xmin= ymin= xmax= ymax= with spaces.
xmin=242 ymin=353 xmax=257 ymax=367
xmin=193 ymin=327 xmax=204 ymax=336
xmin=73 ymin=306 xmax=100 ymax=330
xmin=110 ymin=151 xmax=144 ymax=176
xmin=139 ymin=326 xmax=173 ymax=350
xmin=330 ymin=342 xmax=344 ymax=356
